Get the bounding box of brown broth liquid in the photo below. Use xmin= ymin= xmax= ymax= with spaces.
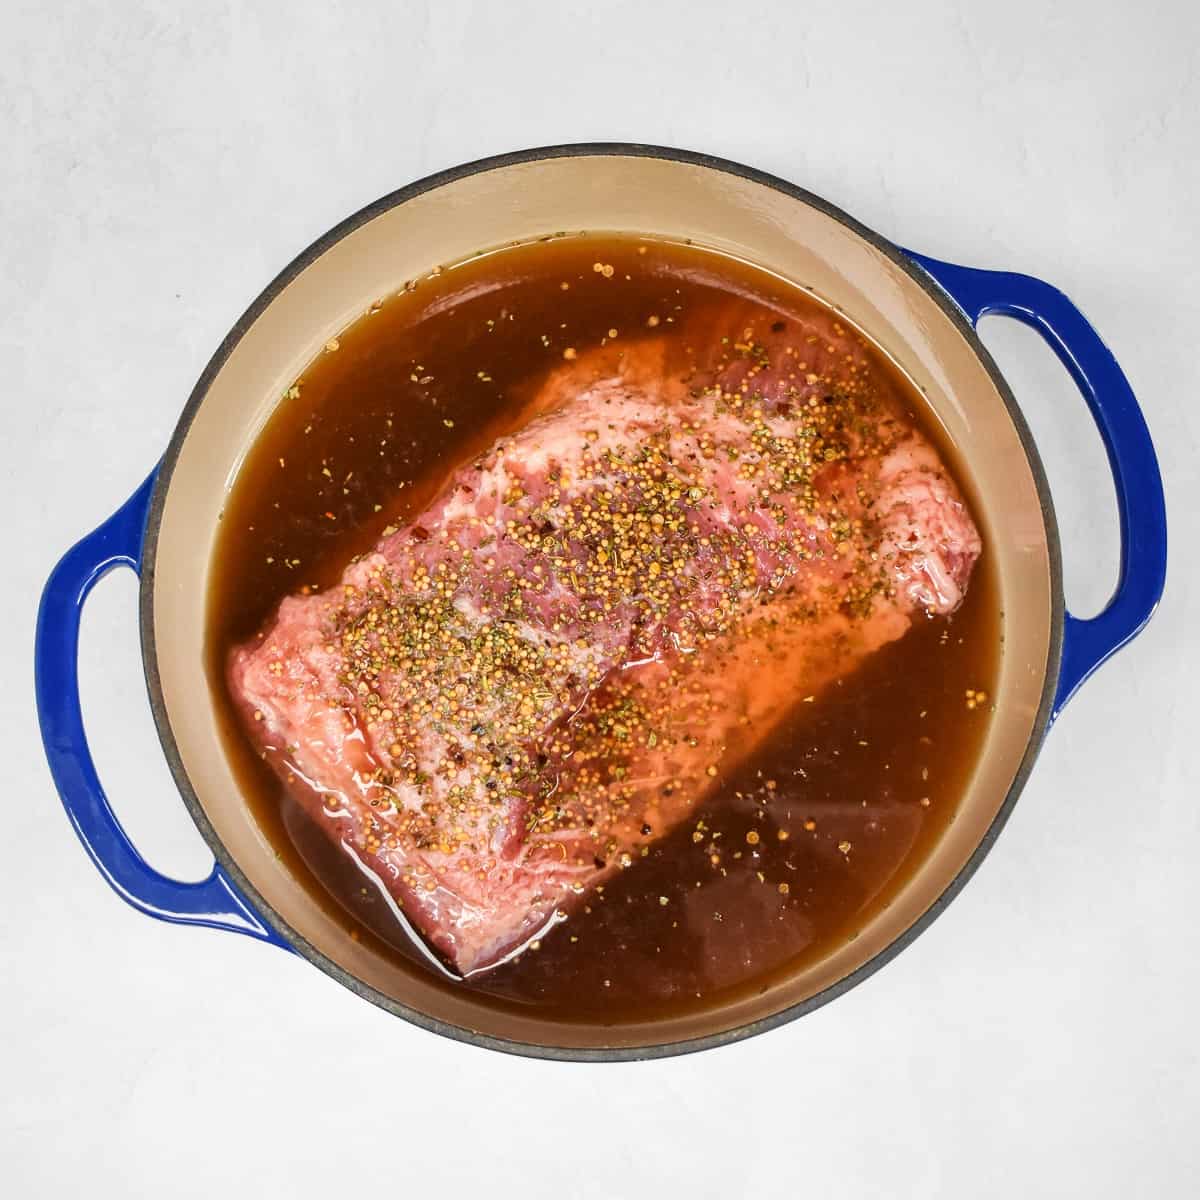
xmin=207 ymin=234 xmax=998 ymax=1023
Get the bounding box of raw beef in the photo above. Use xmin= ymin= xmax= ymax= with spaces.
xmin=229 ymin=306 xmax=981 ymax=975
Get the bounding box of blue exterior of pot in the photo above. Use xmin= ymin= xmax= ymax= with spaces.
xmin=32 ymin=147 xmax=1169 ymax=1052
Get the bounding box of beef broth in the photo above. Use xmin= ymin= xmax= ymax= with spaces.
xmin=207 ymin=234 xmax=998 ymax=1023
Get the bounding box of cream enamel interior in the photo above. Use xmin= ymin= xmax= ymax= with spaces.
xmin=150 ymin=154 xmax=1054 ymax=1051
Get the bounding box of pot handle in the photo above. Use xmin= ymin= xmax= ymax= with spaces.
xmin=903 ymin=251 xmax=1167 ymax=719
xmin=35 ymin=471 xmax=285 ymax=945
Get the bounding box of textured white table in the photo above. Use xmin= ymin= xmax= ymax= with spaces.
xmin=4 ymin=2 xmax=1197 ymax=1195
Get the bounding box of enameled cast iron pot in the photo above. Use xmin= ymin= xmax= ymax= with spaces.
xmin=35 ymin=145 xmax=1167 ymax=1060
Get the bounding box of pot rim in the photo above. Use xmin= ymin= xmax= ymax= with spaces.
xmin=139 ymin=142 xmax=1064 ymax=1062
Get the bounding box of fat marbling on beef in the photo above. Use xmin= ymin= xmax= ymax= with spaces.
xmin=229 ymin=304 xmax=982 ymax=975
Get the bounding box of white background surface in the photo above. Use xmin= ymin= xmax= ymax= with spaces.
xmin=3 ymin=1 xmax=1198 ymax=1195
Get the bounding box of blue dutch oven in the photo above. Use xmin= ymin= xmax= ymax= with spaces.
xmin=35 ymin=146 xmax=1167 ymax=1059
